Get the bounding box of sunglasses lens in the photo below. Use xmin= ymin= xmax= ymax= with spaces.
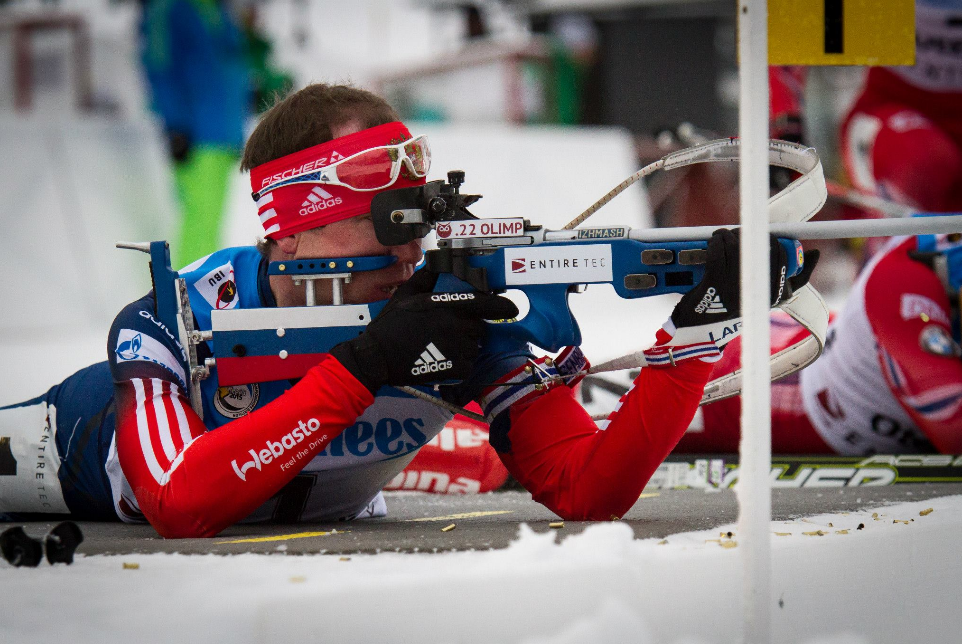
xmin=336 ymin=148 xmax=396 ymax=190
xmin=403 ymin=137 xmax=431 ymax=177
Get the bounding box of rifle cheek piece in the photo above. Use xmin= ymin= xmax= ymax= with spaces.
xmin=371 ymin=175 xmax=483 ymax=247
xmin=371 ymin=184 xmax=434 ymax=246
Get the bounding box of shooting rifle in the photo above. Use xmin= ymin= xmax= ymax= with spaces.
xmin=118 ymin=138 xmax=962 ymax=422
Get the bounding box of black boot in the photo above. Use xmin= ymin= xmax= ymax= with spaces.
xmin=0 ymin=521 xmax=84 ymax=566
xmin=45 ymin=521 xmax=84 ymax=565
xmin=0 ymin=526 xmax=43 ymax=567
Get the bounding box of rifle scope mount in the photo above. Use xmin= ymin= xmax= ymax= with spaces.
xmin=371 ymin=170 xmax=483 ymax=247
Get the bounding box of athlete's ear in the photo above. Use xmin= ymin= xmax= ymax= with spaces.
xmin=275 ymin=235 xmax=298 ymax=256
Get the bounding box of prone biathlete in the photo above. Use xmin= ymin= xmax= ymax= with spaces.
xmin=841 ymin=0 xmax=962 ymax=216
xmin=676 ymin=233 xmax=962 ymax=456
xmin=675 ymin=0 xmax=962 ymax=456
xmin=0 ymin=84 xmax=810 ymax=537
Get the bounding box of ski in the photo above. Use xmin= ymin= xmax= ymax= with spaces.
xmin=648 ymin=454 xmax=962 ymax=490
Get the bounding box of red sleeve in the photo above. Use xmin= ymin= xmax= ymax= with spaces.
xmin=498 ymin=359 xmax=713 ymax=521
xmin=864 ymin=246 xmax=962 ymax=453
xmin=115 ymin=356 xmax=374 ymax=538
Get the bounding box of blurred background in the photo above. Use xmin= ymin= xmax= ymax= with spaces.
xmin=0 ymin=0 xmax=875 ymax=404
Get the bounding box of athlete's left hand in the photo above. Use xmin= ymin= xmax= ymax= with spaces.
xmin=781 ymin=247 xmax=820 ymax=303
xmin=671 ymin=228 xmax=819 ymax=330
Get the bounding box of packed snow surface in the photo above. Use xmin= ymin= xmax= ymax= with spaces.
xmin=2 ymin=495 xmax=961 ymax=644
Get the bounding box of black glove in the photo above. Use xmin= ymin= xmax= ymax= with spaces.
xmin=671 ymin=228 xmax=820 ymax=329
xmin=330 ymin=269 xmax=519 ymax=393
xmin=784 ymin=247 xmax=820 ymax=302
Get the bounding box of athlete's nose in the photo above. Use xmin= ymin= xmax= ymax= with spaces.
xmin=391 ymin=239 xmax=423 ymax=269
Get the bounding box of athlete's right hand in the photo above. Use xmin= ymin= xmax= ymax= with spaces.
xmin=330 ymin=269 xmax=519 ymax=393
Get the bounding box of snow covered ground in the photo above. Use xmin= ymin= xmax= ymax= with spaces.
xmin=2 ymin=494 xmax=960 ymax=644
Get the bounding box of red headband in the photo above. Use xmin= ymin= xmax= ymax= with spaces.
xmin=249 ymin=121 xmax=426 ymax=239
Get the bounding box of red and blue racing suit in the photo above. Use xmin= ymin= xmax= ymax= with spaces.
xmin=1 ymin=246 xmax=712 ymax=536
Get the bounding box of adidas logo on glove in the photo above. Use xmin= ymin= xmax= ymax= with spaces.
xmin=430 ymin=293 xmax=475 ymax=303
xmin=411 ymin=342 xmax=453 ymax=375
xmin=775 ymin=266 xmax=787 ymax=305
xmin=695 ymin=287 xmax=728 ymax=314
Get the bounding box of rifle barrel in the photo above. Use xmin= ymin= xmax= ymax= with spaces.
xmin=620 ymin=214 xmax=962 ymax=242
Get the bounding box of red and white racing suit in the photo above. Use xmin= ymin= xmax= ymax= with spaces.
xmin=112 ymin=306 xmax=711 ymax=537
xmin=117 ymin=358 xmax=711 ymax=537
xmin=676 ymin=237 xmax=962 ymax=455
xmin=841 ymin=1 xmax=962 ymax=214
